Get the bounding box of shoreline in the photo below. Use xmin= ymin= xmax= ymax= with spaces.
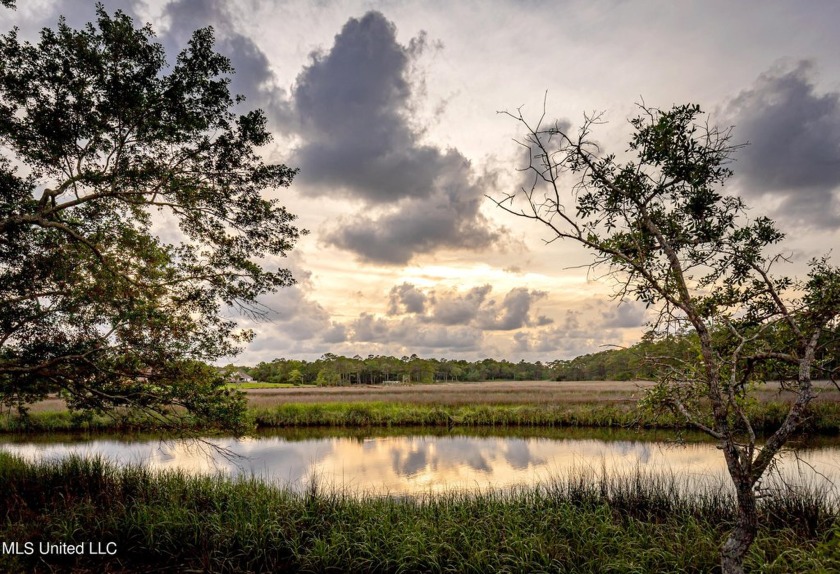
xmin=0 ymin=452 xmax=836 ymax=573
xmin=2 ymin=399 xmax=839 ymax=436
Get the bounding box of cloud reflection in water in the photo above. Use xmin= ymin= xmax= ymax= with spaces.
xmin=2 ymin=433 xmax=838 ymax=497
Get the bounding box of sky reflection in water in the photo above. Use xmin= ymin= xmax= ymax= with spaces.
xmin=3 ymin=432 xmax=839 ymax=497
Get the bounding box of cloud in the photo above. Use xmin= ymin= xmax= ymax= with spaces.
xmin=321 ymin=322 xmax=348 ymax=344
xmin=514 ymin=310 xmax=618 ymax=358
xmin=337 ymin=282 xmax=555 ymax=353
xmin=726 ymin=61 xmax=840 ymax=227
xmin=477 ymin=287 xmax=550 ymax=331
xmin=350 ymin=312 xmax=392 ymax=343
xmin=230 ymin=251 xmax=347 ymax=360
xmin=383 ymin=283 xmax=550 ymax=331
xmin=161 ymin=0 xmax=292 ymax=127
xmin=600 ymin=301 xmax=647 ymax=329
xmin=247 ymin=285 xmax=331 ymax=342
xmin=405 ymin=324 xmax=482 ymax=350
xmin=429 ymin=285 xmax=491 ymax=325
xmin=13 ymin=0 xmax=144 ymax=33
xmin=291 ymin=12 xmax=432 ymax=202
xmin=290 ymin=11 xmax=504 ymax=264
xmin=387 ymin=282 xmax=428 ymax=315
xmin=350 ymin=313 xmax=482 ymax=351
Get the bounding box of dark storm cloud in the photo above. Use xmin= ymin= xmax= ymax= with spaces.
xmin=726 ymin=62 xmax=840 ymax=227
xmin=292 ymin=12 xmax=432 ymax=202
xmin=322 ymin=181 xmax=500 ymax=265
xmin=291 ymin=11 xmax=503 ymax=264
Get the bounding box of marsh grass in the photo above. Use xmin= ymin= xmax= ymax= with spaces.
xmin=251 ymin=400 xmax=840 ymax=434
xmin=226 ymin=382 xmax=297 ymax=389
xmin=4 ymin=387 xmax=840 ymax=435
xmin=0 ymin=452 xmax=837 ymax=573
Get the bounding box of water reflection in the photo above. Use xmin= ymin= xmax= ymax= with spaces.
xmin=2 ymin=430 xmax=838 ymax=497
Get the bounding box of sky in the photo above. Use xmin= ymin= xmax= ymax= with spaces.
xmin=5 ymin=0 xmax=840 ymax=364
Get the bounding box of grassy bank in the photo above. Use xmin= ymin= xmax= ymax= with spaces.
xmin=4 ymin=399 xmax=840 ymax=435
xmin=0 ymin=452 xmax=837 ymax=573
xmin=252 ymin=400 xmax=840 ymax=433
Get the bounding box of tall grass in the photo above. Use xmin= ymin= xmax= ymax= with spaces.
xmin=3 ymin=399 xmax=840 ymax=435
xmin=251 ymin=401 xmax=840 ymax=434
xmin=0 ymin=452 xmax=836 ymax=573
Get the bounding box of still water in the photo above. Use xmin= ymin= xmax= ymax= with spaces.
xmin=2 ymin=428 xmax=839 ymax=497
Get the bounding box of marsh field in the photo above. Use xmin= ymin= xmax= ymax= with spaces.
xmin=4 ymin=381 xmax=840 ymax=572
xmin=22 ymin=378 xmax=840 ymax=412
xmin=13 ymin=379 xmax=840 ymax=436
xmin=240 ymin=379 xmax=840 ymax=406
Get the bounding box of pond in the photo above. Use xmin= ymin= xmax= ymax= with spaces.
xmin=2 ymin=427 xmax=839 ymax=497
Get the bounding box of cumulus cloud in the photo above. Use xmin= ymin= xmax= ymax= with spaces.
xmin=429 ymin=285 xmax=492 ymax=325
xmin=321 ymin=322 xmax=348 ymax=344
xmin=513 ymin=310 xmax=618 ymax=358
xmin=387 ymin=282 xmax=428 ymax=315
xmin=726 ymin=62 xmax=840 ymax=227
xmin=350 ymin=313 xmax=482 ymax=351
xmin=600 ymin=301 xmax=647 ymax=329
xmin=477 ymin=287 xmax=550 ymax=331
xmin=246 ymin=285 xmax=330 ymax=341
xmin=383 ymin=283 xmax=550 ymax=331
xmin=290 ymin=11 xmax=504 ymax=264
xmin=350 ymin=312 xmax=392 ymax=343
xmin=341 ymin=282 xmax=553 ymax=355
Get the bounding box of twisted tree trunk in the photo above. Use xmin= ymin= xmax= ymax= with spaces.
xmin=721 ymin=480 xmax=758 ymax=573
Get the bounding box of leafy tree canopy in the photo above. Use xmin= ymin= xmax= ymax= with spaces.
xmin=497 ymin=101 xmax=840 ymax=573
xmin=0 ymin=6 xmax=303 ymax=431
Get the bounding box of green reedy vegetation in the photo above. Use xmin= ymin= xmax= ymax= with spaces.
xmin=4 ymin=399 xmax=840 ymax=434
xmin=253 ymin=400 xmax=840 ymax=434
xmin=224 ymin=382 xmax=296 ymax=389
xmin=0 ymin=409 xmax=255 ymax=434
xmin=0 ymin=452 xmax=836 ymax=573
xmin=251 ymin=402 xmax=656 ymax=428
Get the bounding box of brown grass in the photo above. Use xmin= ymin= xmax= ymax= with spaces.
xmin=243 ymin=380 xmax=652 ymax=408
xmin=22 ymin=380 xmax=840 ymax=413
xmin=243 ymin=379 xmax=840 ymax=408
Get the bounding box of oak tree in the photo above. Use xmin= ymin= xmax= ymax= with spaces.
xmin=0 ymin=7 xmax=303 ymax=431
xmin=496 ymin=101 xmax=840 ymax=573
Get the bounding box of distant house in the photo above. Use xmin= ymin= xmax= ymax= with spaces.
xmin=227 ymin=370 xmax=254 ymax=383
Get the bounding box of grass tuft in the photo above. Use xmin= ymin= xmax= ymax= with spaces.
xmin=0 ymin=452 xmax=836 ymax=573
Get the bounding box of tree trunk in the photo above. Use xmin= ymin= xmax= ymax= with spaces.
xmin=721 ymin=485 xmax=758 ymax=574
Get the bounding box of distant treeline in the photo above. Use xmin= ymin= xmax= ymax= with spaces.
xmin=222 ymin=335 xmax=700 ymax=385
xmin=223 ymin=328 xmax=840 ymax=386
xmin=230 ymin=354 xmax=554 ymax=385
